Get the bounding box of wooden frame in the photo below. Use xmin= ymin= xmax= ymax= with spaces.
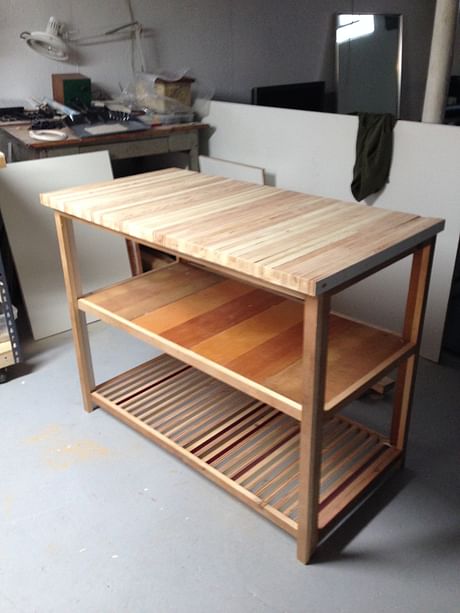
xmin=46 ymin=169 xmax=442 ymax=564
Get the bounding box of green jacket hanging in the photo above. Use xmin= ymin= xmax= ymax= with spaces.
xmin=351 ymin=113 xmax=396 ymax=202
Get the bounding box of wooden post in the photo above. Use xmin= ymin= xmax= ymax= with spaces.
xmin=297 ymin=294 xmax=330 ymax=564
xmin=391 ymin=240 xmax=436 ymax=452
xmin=125 ymin=239 xmax=144 ymax=276
xmin=54 ymin=212 xmax=96 ymax=412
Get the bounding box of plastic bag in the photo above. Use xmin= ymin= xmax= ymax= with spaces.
xmin=119 ymin=70 xmax=214 ymax=124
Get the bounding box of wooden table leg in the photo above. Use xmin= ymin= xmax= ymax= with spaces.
xmin=391 ymin=239 xmax=436 ymax=454
xmin=297 ymin=294 xmax=330 ymax=564
xmin=188 ymin=132 xmax=199 ymax=171
xmin=126 ymin=239 xmax=144 ymax=276
xmin=54 ymin=212 xmax=96 ymax=412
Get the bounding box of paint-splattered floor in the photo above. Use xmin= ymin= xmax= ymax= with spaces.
xmin=1 ymin=322 xmax=459 ymax=613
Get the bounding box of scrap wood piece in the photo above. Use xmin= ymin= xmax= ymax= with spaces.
xmin=370 ymin=376 xmax=395 ymax=395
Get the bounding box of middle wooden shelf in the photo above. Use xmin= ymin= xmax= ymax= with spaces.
xmin=78 ymin=262 xmax=414 ymax=419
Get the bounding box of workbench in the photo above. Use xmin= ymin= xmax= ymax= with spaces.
xmin=41 ymin=168 xmax=444 ymax=563
xmin=0 ymin=122 xmax=206 ymax=169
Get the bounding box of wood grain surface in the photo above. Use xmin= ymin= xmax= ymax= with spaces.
xmin=3 ymin=123 xmax=207 ymax=150
xmin=93 ymin=353 xmax=402 ymax=535
xmin=41 ymin=168 xmax=444 ymax=296
xmin=79 ymin=263 xmax=413 ymax=413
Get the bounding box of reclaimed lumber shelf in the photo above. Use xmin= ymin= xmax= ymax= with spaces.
xmin=92 ymin=353 xmax=401 ymax=535
xmin=78 ymin=263 xmax=414 ymax=418
xmin=41 ymin=168 xmax=444 ymax=564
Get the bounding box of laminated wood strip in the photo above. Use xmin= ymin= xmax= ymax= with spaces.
xmin=227 ymin=425 xmax=299 ymax=482
xmin=277 ymin=484 xmax=302 ymax=517
xmin=42 ymin=169 xmax=443 ymax=297
xmin=192 ymin=410 xmax=282 ymax=468
xmin=253 ymin=456 xmax=299 ymax=498
xmin=318 ymin=447 xmax=401 ymax=530
xmin=225 ymin=322 xmax=303 ymax=383
xmin=91 ymin=388 xmax=298 ymax=536
xmin=110 ymin=361 xmax=190 ymax=404
xmin=80 ymin=264 xmax=222 ymax=321
xmin=40 ymin=168 xmax=191 ymax=204
xmin=166 ymin=194 xmax=330 ymax=249
xmin=320 ymin=425 xmax=364 ymax=467
xmin=139 ymin=389 xmax=232 ymax=432
xmin=132 ymin=380 xmax=218 ymax=425
xmin=152 ymin=387 xmax=245 ymax=435
xmin=164 ymin=397 xmax=265 ymax=444
xmin=239 ymin=416 xmax=340 ymax=491
xmin=94 ymin=355 xmax=401 ymax=536
xmin=270 ymin=477 xmax=300 ymax=513
xmin=262 ymin=319 xmax=407 ymax=407
xmin=185 ymin=398 xmax=264 ymax=452
xmin=124 ymin=367 xmax=203 ymax=413
xmin=241 ymin=416 xmax=343 ymax=492
xmin=321 ymin=420 xmax=353 ymax=453
xmin=146 ymin=187 xmax=293 ymax=238
xmin=237 ymin=436 xmax=300 ymax=488
xmin=134 ymin=377 xmax=230 ymax=426
xmin=201 ymin=411 xmax=281 ymax=465
xmin=222 ymin=420 xmax=297 ymax=480
xmin=186 ymin=402 xmax=271 ymax=454
xmin=161 ymin=289 xmax=284 ymax=348
xmin=134 ymin=278 xmax=254 ymax=334
xmin=62 ymin=174 xmax=238 ymax=226
xmin=95 ymin=352 xmax=175 ymax=393
xmin=320 ymin=434 xmax=376 ymax=496
xmin=189 ymin=300 xmax=304 ymax=365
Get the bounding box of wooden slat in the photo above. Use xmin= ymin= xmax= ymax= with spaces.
xmin=41 ymin=168 xmax=444 ymax=297
xmin=91 ymin=354 xmax=401 ymax=551
xmin=318 ymin=447 xmax=401 ymax=530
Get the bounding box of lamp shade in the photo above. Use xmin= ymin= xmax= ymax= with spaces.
xmin=20 ymin=17 xmax=70 ymax=62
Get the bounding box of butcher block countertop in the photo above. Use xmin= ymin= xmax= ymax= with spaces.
xmin=40 ymin=168 xmax=444 ymax=296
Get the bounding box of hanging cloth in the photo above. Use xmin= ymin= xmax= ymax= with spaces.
xmin=351 ymin=113 xmax=396 ymax=201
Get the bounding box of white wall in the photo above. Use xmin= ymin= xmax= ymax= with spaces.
xmin=205 ymin=100 xmax=460 ymax=361
xmin=1 ymin=0 xmax=438 ymax=120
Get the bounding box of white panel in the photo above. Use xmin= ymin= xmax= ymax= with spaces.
xmin=0 ymin=151 xmax=131 ymax=339
xmin=206 ymin=101 xmax=460 ymax=360
xmin=199 ymin=155 xmax=265 ymax=185
xmin=205 ymin=101 xmax=357 ymax=199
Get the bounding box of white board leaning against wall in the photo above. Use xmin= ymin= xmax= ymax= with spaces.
xmin=0 ymin=151 xmax=131 ymax=339
xmin=205 ymin=100 xmax=460 ymax=361
xmin=199 ymin=155 xmax=265 ymax=185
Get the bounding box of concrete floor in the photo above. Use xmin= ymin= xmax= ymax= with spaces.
xmin=1 ymin=322 xmax=459 ymax=613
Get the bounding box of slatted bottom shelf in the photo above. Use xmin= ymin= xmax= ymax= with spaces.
xmin=92 ymin=354 xmax=401 ymax=535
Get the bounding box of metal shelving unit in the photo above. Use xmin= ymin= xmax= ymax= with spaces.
xmin=0 ymin=220 xmax=21 ymax=382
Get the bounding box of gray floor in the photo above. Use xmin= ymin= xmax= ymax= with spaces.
xmin=1 ymin=322 xmax=459 ymax=613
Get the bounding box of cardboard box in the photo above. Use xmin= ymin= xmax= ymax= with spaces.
xmin=52 ymin=73 xmax=91 ymax=109
xmin=154 ymin=77 xmax=194 ymax=112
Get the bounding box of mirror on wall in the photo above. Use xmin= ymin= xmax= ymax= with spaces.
xmin=336 ymin=14 xmax=402 ymax=116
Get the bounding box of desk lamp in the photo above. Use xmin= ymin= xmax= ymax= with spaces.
xmin=20 ymin=17 xmax=69 ymax=62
